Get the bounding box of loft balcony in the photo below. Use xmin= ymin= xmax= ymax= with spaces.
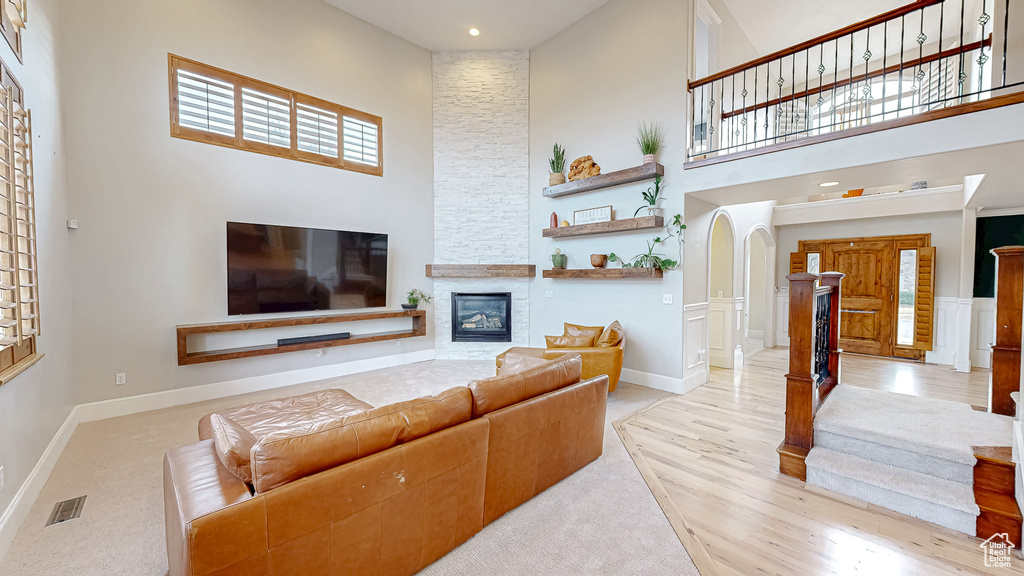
xmin=685 ymin=0 xmax=1024 ymax=169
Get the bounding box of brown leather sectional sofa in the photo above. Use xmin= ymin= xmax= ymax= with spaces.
xmin=163 ymin=353 xmax=609 ymax=576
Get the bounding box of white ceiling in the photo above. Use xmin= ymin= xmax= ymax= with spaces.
xmin=323 ymin=0 xmax=608 ymax=51
xmin=720 ymin=0 xmax=905 ymax=55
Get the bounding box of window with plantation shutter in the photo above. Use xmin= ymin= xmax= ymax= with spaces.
xmin=241 ymin=87 xmax=290 ymax=149
xmin=342 ymin=116 xmax=379 ymax=166
xmin=0 ymin=59 xmax=42 ymax=386
xmin=168 ymin=54 xmax=383 ymax=176
xmin=176 ymin=69 xmax=235 ymax=138
xmin=296 ymin=102 xmax=338 ymax=158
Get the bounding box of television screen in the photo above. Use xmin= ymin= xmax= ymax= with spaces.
xmin=226 ymin=222 xmax=388 ymax=315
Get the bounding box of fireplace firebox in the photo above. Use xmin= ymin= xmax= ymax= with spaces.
xmin=451 ymin=292 xmax=512 ymax=343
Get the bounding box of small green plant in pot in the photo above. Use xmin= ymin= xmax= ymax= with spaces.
xmin=636 ymin=120 xmax=664 ymax=164
xmin=403 ymin=289 xmax=432 ymax=310
xmin=608 ymin=240 xmax=678 ymax=273
xmin=634 ymin=175 xmax=665 ymax=217
xmin=548 ymin=143 xmax=567 ymax=186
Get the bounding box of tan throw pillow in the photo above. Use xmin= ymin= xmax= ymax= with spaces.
xmin=596 ymin=321 xmax=625 ymax=347
xmin=546 ymin=334 xmax=593 ymax=349
xmin=499 ymin=352 xmax=549 ymax=376
xmin=563 ymin=323 xmax=604 ymax=347
xmin=209 ymin=413 xmax=258 ymax=484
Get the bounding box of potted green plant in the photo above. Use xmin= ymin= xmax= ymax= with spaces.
xmin=548 ymin=143 xmax=567 ymax=186
xmin=636 ymin=120 xmax=664 ymax=165
xmin=403 ymin=289 xmax=432 ymax=310
xmin=634 ymin=175 xmax=664 ymax=217
xmin=608 ymin=240 xmax=678 ymax=272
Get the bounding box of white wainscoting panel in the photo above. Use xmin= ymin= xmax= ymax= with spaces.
xmin=924 ymin=297 xmax=958 ymax=366
xmin=683 ymin=302 xmax=710 ymax=389
xmin=972 ymin=297 xmax=996 ymax=370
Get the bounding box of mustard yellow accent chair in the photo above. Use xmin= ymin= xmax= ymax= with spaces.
xmin=496 ymin=321 xmax=624 ymax=392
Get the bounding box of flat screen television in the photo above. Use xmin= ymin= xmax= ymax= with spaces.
xmin=227 ymin=222 xmax=388 ymax=316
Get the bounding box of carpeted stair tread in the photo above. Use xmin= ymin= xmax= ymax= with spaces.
xmin=805 ymin=447 xmax=979 ymax=515
xmin=815 ymin=385 xmax=1013 ymax=467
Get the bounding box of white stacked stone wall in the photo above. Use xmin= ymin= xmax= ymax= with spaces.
xmin=432 ymin=51 xmax=531 ymax=359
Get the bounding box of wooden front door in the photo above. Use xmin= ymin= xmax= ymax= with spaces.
xmin=793 ymin=233 xmax=934 ymax=361
xmin=826 ymin=240 xmax=894 ymax=356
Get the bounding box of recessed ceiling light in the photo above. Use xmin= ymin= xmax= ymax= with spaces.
xmin=819 ymin=181 xmax=841 ymax=187
xmin=469 ymin=28 xmax=480 ymax=36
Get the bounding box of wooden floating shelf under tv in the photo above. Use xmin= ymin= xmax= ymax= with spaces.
xmin=176 ymin=309 xmax=426 ymax=366
xmin=542 ymin=268 xmax=664 ymax=279
xmin=543 ymin=216 xmax=664 ymax=238
xmin=543 ymin=163 xmax=664 ymax=198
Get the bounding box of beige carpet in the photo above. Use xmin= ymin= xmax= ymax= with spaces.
xmin=0 ymin=361 xmax=699 ymax=575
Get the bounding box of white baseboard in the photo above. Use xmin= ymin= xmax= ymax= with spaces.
xmin=0 ymin=405 xmax=80 ymax=562
xmin=746 ymin=329 xmax=764 ymax=339
xmin=622 ymin=368 xmax=702 ymax=395
xmin=0 ymin=348 xmax=436 ymax=562
xmin=681 ymin=369 xmax=709 ymax=394
xmin=76 ymin=349 xmax=436 ymax=423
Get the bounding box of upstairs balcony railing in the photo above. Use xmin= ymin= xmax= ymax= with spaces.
xmin=687 ymin=0 xmax=1024 ymax=164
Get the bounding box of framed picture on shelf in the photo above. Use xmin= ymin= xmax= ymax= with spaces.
xmin=573 ymin=205 xmax=612 ymax=226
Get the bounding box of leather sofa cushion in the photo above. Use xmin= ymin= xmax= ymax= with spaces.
xmin=563 ymin=323 xmax=604 ymax=346
xmin=545 ymin=334 xmax=593 ymax=348
xmin=209 ymin=413 xmax=257 ymax=484
xmin=596 ymin=320 xmax=625 ymax=347
xmin=250 ymin=386 xmax=472 ymax=493
xmin=498 ymin=351 xmax=549 ymax=376
xmin=198 ymin=388 xmax=373 ymax=442
xmin=469 ymin=353 xmax=582 ymax=418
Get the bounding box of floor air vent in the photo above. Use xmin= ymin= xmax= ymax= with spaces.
xmin=45 ymin=496 xmax=86 ymax=527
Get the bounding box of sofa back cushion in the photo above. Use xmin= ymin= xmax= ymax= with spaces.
xmin=498 ymin=351 xmax=549 ymax=376
xmin=545 ymin=334 xmax=592 ymax=349
xmin=209 ymin=413 xmax=258 ymax=484
xmin=469 ymin=353 xmax=582 ymax=418
xmin=595 ymin=321 xmax=625 ymax=347
xmin=250 ymin=387 xmax=471 ymax=493
xmin=563 ymin=323 xmax=604 ymax=347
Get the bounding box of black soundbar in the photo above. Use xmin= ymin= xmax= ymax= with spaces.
xmin=277 ymin=332 xmax=351 ymax=347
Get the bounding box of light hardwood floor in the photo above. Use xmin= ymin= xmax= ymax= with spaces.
xmin=615 ymin=347 xmax=1022 ymax=575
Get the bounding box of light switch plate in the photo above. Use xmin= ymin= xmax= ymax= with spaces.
xmin=115 ymin=373 xmax=126 ymax=386
xmin=545 ymin=290 xmax=553 ymax=298
xmin=662 ymin=294 xmax=673 ymax=305
xmin=0 ymin=466 xmax=5 ymax=492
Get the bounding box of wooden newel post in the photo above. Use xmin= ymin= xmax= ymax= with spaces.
xmin=990 ymin=246 xmax=1023 ymax=416
xmin=778 ymin=272 xmax=819 ymax=481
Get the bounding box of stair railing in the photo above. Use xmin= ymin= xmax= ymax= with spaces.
xmin=990 ymin=245 xmax=1023 ymax=416
xmin=688 ymin=0 xmax=1024 ymax=163
xmin=778 ymin=271 xmax=844 ymax=480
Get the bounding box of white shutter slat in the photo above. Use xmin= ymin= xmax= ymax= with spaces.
xmin=241 ymin=88 xmax=290 ymax=149
xmin=176 ymin=70 xmax=235 ymax=138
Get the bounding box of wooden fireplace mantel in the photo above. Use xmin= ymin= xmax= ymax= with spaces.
xmin=425 ymin=264 xmax=536 ymax=278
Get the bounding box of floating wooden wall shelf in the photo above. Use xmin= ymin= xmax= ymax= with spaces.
xmin=176 ymin=310 xmax=426 ymax=366
xmin=543 ymin=268 xmax=664 ymax=279
xmin=543 ymin=163 xmax=664 ymax=198
xmin=425 ymin=264 xmax=535 ymax=278
xmin=543 ymin=216 xmax=664 ymax=238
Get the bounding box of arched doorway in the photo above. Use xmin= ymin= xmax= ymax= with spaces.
xmin=743 ymin=226 xmax=777 ymax=357
xmin=708 ymin=212 xmax=737 ymax=369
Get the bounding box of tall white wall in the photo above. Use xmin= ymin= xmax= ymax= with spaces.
xmin=530 ymin=0 xmax=689 ymax=390
xmin=59 ymin=0 xmax=434 ymax=403
xmin=0 ymin=0 xmax=75 ymax=557
xmin=747 ymin=233 xmax=767 ymax=334
xmin=431 ymin=51 xmax=530 ymax=360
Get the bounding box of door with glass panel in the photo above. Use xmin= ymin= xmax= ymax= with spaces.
xmin=791 ymin=234 xmax=934 ymax=360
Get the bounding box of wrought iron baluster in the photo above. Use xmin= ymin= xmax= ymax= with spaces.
xmin=742 ymin=69 xmax=748 ymax=148
xmin=689 ymin=87 xmax=695 ymax=157
xmin=832 ymin=38 xmax=839 ymax=131
xmin=899 ymin=15 xmax=906 ymax=117
xmin=1003 ymin=0 xmax=1010 ymax=89
xmin=817 ymin=43 xmax=825 ymax=136
xmin=847 ymin=32 xmax=855 ymax=128
xmin=978 ymin=3 xmax=991 ymax=93
xmin=882 ymin=21 xmax=888 ymax=121
xmin=720 ymin=76 xmax=725 ymax=151
xmin=939 ymin=1 xmax=945 ymax=106
xmin=958 ymin=0 xmax=966 ymax=101
xmin=753 ymin=63 xmax=758 ymax=145
xmin=917 ymin=9 xmax=926 ymax=111
xmin=804 ymin=47 xmax=810 ymax=138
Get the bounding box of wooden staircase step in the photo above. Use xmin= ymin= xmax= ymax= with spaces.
xmin=973 ymin=446 xmax=1016 ymax=497
xmin=973 ymin=446 xmax=1021 ymax=546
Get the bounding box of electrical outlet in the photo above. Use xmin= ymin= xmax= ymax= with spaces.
xmin=662 ymin=294 xmax=673 ymax=305
xmin=0 ymin=466 xmax=5 ymax=491
xmin=545 ymin=290 xmax=554 ymax=298
xmin=115 ymin=373 xmax=126 ymax=386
